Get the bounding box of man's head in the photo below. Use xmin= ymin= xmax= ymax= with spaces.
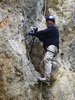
xmin=45 ymin=16 xmax=55 ymax=27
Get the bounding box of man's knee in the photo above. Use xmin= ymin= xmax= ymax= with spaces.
xmin=43 ymin=52 xmax=54 ymax=63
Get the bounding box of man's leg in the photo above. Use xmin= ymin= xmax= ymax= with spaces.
xmin=43 ymin=52 xmax=54 ymax=81
xmin=44 ymin=45 xmax=58 ymax=81
xmin=38 ymin=45 xmax=58 ymax=82
xmin=43 ymin=45 xmax=58 ymax=81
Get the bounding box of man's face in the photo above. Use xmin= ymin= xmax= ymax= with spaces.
xmin=46 ymin=20 xmax=55 ymax=27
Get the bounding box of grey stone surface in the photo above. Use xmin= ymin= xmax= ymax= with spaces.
xmin=0 ymin=0 xmax=75 ymax=100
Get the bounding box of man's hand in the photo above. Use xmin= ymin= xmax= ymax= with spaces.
xmin=27 ymin=31 xmax=34 ymax=35
xmin=33 ymin=27 xmax=38 ymax=32
xmin=27 ymin=27 xmax=38 ymax=36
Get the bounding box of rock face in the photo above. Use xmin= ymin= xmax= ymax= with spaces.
xmin=0 ymin=0 xmax=75 ymax=100
xmin=0 ymin=0 xmax=43 ymax=100
xmin=46 ymin=0 xmax=75 ymax=100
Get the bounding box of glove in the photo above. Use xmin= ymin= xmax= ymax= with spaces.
xmin=33 ymin=27 xmax=38 ymax=32
xmin=30 ymin=27 xmax=38 ymax=33
xmin=27 ymin=31 xmax=34 ymax=35
xmin=27 ymin=27 xmax=38 ymax=36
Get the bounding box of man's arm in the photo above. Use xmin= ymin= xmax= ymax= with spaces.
xmin=28 ymin=26 xmax=54 ymax=37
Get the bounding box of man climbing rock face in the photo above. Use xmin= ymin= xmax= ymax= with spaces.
xmin=28 ymin=15 xmax=59 ymax=85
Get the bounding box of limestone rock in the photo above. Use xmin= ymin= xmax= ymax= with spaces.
xmin=0 ymin=0 xmax=75 ymax=100
xmin=0 ymin=0 xmax=43 ymax=100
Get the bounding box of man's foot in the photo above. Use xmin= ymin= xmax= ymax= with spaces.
xmin=38 ymin=76 xmax=50 ymax=86
xmin=38 ymin=77 xmax=46 ymax=82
